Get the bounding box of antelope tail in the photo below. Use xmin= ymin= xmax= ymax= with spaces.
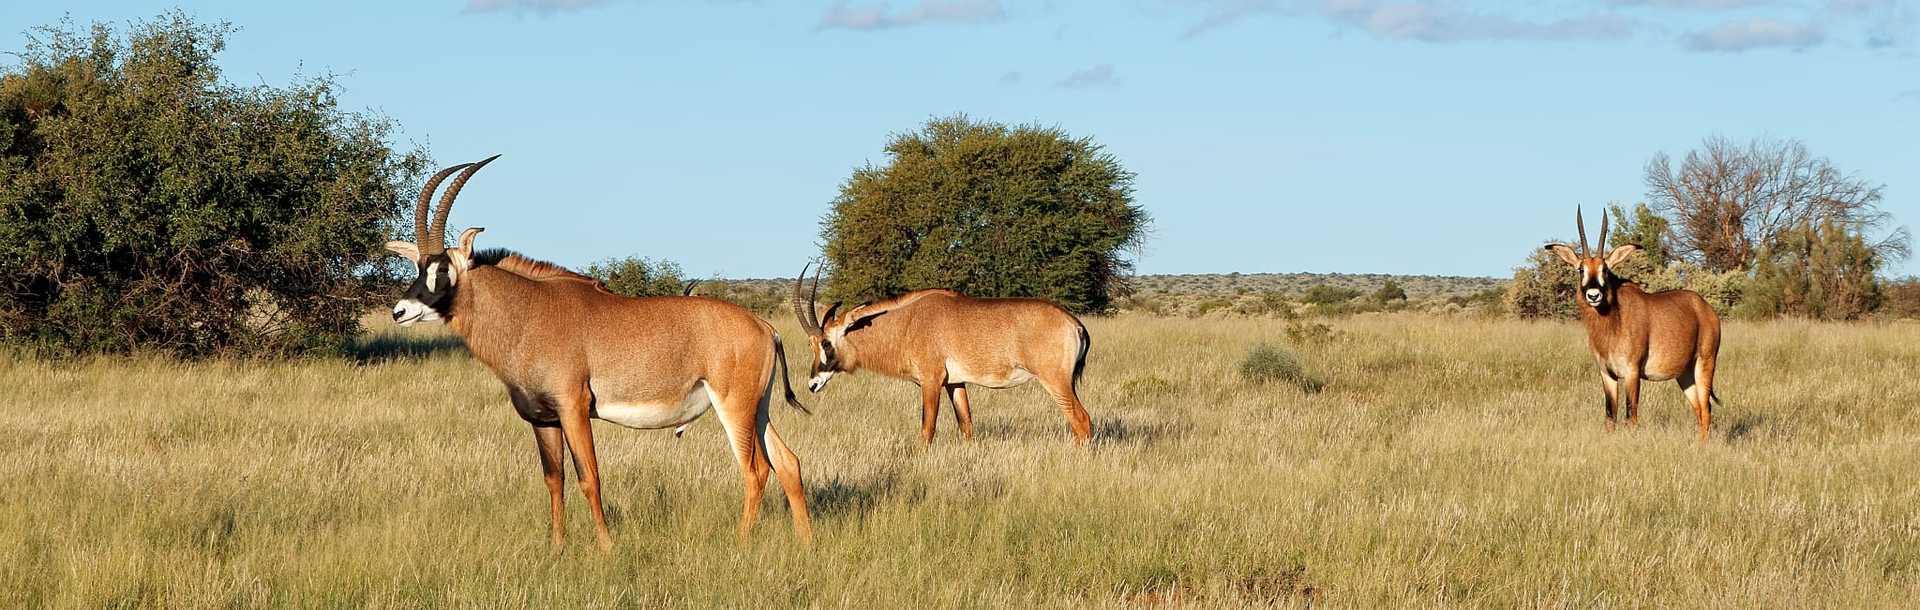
xmin=1071 ymin=320 xmax=1091 ymax=388
xmin=772 ymin=332 xmax=811 ymax=415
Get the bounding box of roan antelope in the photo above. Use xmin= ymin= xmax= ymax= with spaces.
xmin=384 ymin=157 xmax=812 ymax=548
xmin=1546 ymin=206 xmax=1722 ymax=442
xmin=789 ymin=265 xmax=1094 ymax=444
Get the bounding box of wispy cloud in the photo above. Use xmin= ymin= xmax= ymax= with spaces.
xmin=464 ymin=0 xmax=610 ymax=14
xmin=817 ymin=0 xmax=1005 ymax=31
xmin=1898 ymin=89 xmax=1920 ymax=102
xmin=1178 ymin=1 xmax=1637 ymax=43
xmin=1827 ymin=0 xmax=1897 ymax=14
xmin=1056 ymin=64 xmax=1120 ymax=89
xmin=999 ymin=71 xmax=1024 ymax=85
xmin=1604 ymin=0 xmax=1774 ymax=9
xmin=1683 ymin=17 xmax=1825 ymax=51
xmin=1316 ymin=2 xmax=1637 ymax=43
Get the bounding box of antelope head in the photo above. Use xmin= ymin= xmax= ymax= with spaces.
xmin=384 ymin=155 xmax=499 ymax=326
xmin=1546 ymin=205 xmax=1640 ymax=311
xmin=790 ymin=263 xmax=847 ymax=392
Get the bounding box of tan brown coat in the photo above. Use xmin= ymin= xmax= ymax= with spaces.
xmin=792 ymin=270 xmax=1092 ymax=444
xmin=1548 ymin=207 xmax=1722 ymax=442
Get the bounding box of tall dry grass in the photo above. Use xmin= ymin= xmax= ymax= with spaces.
xmin=1 ymin=314 xmax=1916 ymax=607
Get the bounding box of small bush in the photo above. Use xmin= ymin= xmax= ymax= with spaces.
xmin=585 ymin=256 xmax=687 ymax=298
xmin=1284 ymin=321 xmax=1342 ymax=346
xmin=1189 ymin=297 xmax=1233 ymax=318
xmin=1238 ymin=343 xmax=1323 ymax=393
xmin=1298 ymin=285 xmax=1363 ymax=305
xmin=1881 ymin=278 xmax=1920 ymax=319
xmin=1119 ymin=375 xmax=1177 ymax=400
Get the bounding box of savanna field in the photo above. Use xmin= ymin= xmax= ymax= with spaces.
xmin=2 ymin=314 xmax=1917 ymax=608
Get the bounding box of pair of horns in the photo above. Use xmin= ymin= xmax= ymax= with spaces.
xmin=1574 ymin=204 xmax=1608 ymax=258
xmin=791 ymin=263 xmax=824 ymax=336
xmin=412 ymin=155 xmax=500 ymax=254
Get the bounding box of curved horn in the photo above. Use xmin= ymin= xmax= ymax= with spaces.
xmin=1575 ymin=205 xmax=1590 ymax=258
xmin=682 ymin=279 xmax=699 ymax=296
xmin=428 ymin=154 xmax=501 ymax=253
xmin=1597 ymin=206 xmax=1609 ymax=254
xmin=791 ymin=263 xmax=821 ymax=336
xmin=413 ymin=163 xmax=472 ymax=246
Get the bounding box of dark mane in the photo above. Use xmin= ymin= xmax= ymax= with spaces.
xmin=472 ymin=248 xmax=601 ymax=285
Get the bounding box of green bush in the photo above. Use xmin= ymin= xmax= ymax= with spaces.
xmin=1738 ymin=219 xmax=1883 ymax=320
xmin=1298 ymin=284 xmax=1363 ymax=305
xmin=1238 ymin=343 xmax=1323 ymax=394
xmin=584 ymin=256 xmax=688 ymax=298
xmin=0 ymin=13 xmax=427 ymax=357
xmin=1284 ymin=321 xmax=1342 ymax=346
xmin=820 ymin=115 xmax=1149 ymax=313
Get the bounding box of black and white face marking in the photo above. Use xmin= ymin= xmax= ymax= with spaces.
xmin=806 ymin=337 xmax=839 ymax=393
xmin=1580 ymin=260 xmax=1607 ymax=308
xmin=393 ymin=255 xmax=458 ymax=326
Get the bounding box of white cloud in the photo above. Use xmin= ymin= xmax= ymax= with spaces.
xmin=1604 ymin=0 xmax=1774 ymax=9
xmin=1056 ymin=64 xmax=1119 ymax=88
xmin=1178 ymin=1 xmax=1637 ymax=43
xmin=1682 ymin=17 xmax=1825 ymax=51
xmin=817 ymin=0 xmax=1005 ymax=31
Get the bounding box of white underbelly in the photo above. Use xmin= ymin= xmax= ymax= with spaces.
xmin=592 ymin=381 xmax=713 ymax=430
xmin=947 ymin=360 xmax=1034 ymax=389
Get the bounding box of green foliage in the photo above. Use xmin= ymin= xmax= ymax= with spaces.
xmin=1298 ymin=284 xmax=1363 ymax=305
xmin=1505 ymin=248 xmax=1578 ymax=320
xmin=1371 ymin=279 xmax=1407 ymax=303
xmin=1284 ymin=321 xmax=1342 ymax=346
xmin=1606 ymin=202 xmax=1671 ymax=268
xmin=1880 ymin=278 xmax=1920 ymax=319
xmin=820 ymin=115 xmax=1148 ymax=313
xmin=1238 ymin=343 xmax=1323 ymax=393
xmin=584 ymin=256 xmax=687 ymax=298
xmin=0 ymin=13 xmax=427 ymax=357
xmin=1738 ymin=219 xmax=1882 ymax=320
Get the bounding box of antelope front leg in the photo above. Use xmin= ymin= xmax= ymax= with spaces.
xmin=531 ymin=424 xmax=568 ymax=549
xmin=1600 ymin=375 xmax=1619 ymax=432
xmin=1621 ymin=370 xmax=1644 ymax=429
xmin=919 ymin=381 xmax=944 ymax=444
xmin=558 ymin=395 xmax=614 ymax=551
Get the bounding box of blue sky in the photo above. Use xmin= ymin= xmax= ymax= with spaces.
xmin=5 ymin=1 xmax=1916 ymax=278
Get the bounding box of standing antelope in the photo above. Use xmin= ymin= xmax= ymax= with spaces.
xmin=789 ymin=265 xmax=1094 ymax=444
xmin=384 ymin=157 xmax=812 ymax=548
xmin=1546 ymin=206 xmax=1723 ymax=442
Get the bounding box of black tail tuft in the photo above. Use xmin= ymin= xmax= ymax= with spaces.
xmin=772 ymin=333 xmax=812 ymax=415
xmin=1071 ymin=320 xmax=1091 ymax=388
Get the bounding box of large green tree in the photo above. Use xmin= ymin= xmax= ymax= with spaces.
xmin=819 ymin=115 xmax=1148 ymax=313
xmin=0 ymin=13 xmax=427 ymax=357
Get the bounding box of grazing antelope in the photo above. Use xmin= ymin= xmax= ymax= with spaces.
xmin=1546 ymin=206 xmax=1722 ymax=442
xmin=384 ymin=157 xmax=813 ymax=548
xmin=789 ymin=265 xmax=1093 ymax=444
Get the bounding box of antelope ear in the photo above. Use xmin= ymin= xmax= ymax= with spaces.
xmin=1545 ymin=244 xmax=1581 ymax=267
xmin=385 ymin=241 xmax=421 ymax=263
xmin=455 ymin=227 xmax=485 ymax=252
xmin=1605 ymin=244 xmax=1641 ymax=266
xmin=447 ymin=227 xmax=484 ymax=272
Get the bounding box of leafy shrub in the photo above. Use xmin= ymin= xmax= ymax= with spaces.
xmin=1189 ymin=297 xmax=1232 ymax=318
xmin=820 ymin=114 xmax=1149 ymax=313
xmin=1372 ymin=280 xmax=1407 ymax=303
xmin=0 ymin=13 xmax=427 ymax=357
xmin=1738 ymin=219 xmax=1882 ymax=320
xmin=1881 ymin=277 xmax=1920 ymax=319
xmin=1284 ymin=321 xmax=1342 ymax=346
xmin=1119 ymin=375 xmax=1177 ymax=400
xmin=1238 ymin=343 xmax=1323 ymax=393
xmin=1298 ymin=285 xmax=1363 ymax=305
xmin=585 ymin=256 xmax=688 ymax=298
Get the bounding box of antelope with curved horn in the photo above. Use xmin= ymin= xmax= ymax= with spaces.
xmin=789 ymin=264 xmax=1094 ymax=444
xmin=384 ymin=157 xmax=813 ymax=549
xmin=1545 ymin=206 xmax=1723 ymax=442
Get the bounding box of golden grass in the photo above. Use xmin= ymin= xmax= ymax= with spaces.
xmin=2 ymin=314 xmax=1917 ymax=608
